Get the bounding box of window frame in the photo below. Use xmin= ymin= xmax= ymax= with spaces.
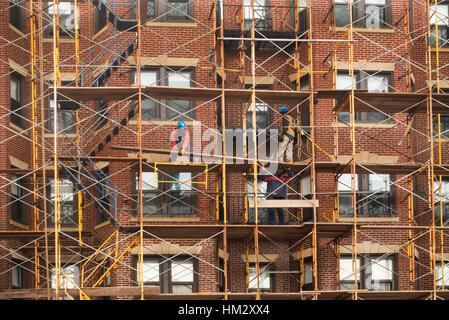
xmin=11 ymin=174 xmax=26 ymax=225
xmin=132 ymin=67 xmax=195 ymax=121
xmin=50 ymin=264 xmax=80 ymax=300
xmin=434 ymin=177 xmax=449 ymax=226
xmin=429 ymin=2 xmax=449 ymax=48
xmin=94 ymin=3 xmax=107 ymax=34
xmin=44 ymin=2 xmax=75 ymax=38
xmin=45 ymin=81 xmax=77 ymax=134
xmin=133 ymin=0 xmax=194 ymax=22
xmin=334 ymin=0 xmax=392 ymax=29
xmin=96 ymin=168 xmax=111 ymax=225
xmin=10 ymin=72 xmax=25 ymax=128
xmin=11 ymin=259 xmax=26 ymax=289
xmin=10 ymin=0 xmax=24 ymax=31
xmin=47 ymin=177 xmax=79 ymax=228
xmin=339 ymin=254 xmax=396 ymax=291
xmin=244 ymin=84 xmax=273 ymax=129
xmin=247 ymin=262 xmax=275 ymax=293
xmin=298 ymin=257 xmax=314 ymax=291
xmin=338 ymin=173 xmax=396 ymax=218
xmin=133 ymin=171 xmax=197 ymax=218
xmin=436 ymin=262 xmax=449 ymax=289
xmin=138 ymin=255 xmax=198 ymax=293
xmin=243 ymin=0 xmax=271 ymax=31
xmin=96 ymin=100 xmax=109 ymax=130
xmin=246 ymin=175 xmax=269 ymax=224
xmin=433 ymin=114 xmax=449 ymax=138
xmin=336 ymin=70 xmax=394 ymax=123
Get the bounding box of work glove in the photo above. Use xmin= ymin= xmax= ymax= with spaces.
xmin=178 ymin=149 xmax=185 ymax=156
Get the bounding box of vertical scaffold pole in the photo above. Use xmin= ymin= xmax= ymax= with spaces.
xmin=348 ymin=0 xmax=358 ymax=300
xmin=52 ymin=0 xmax=62 ymax=300
xmin=306 ymin=0 xmax=318 ymax=300
xmin=74 ymin=0 xmax=83 ymax=248
xmin=37 ymin=0 xmax=51 ymax=299
xmin=426 ymin=0 xmax=437 ymax=300
xmin=136 ymin=0 xmax=145 ymax=300
xmin=30 ymin=0 xmax=40 ymax=293
xmin=219 ymin=0 xmax=229 ymax=300
xmin=249 ymin=0 xmax=261 ymax=300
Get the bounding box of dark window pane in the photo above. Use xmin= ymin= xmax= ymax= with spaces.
xmin=94 ymin=4 xmax=107 ymax=33
xmin=434 ymin=115 xmax=449 ymax=138
xmin=168 ymin=0 xmax=189 ymax=20
xmin=10 ymin=0 xmax=23 ymax=30
xmin=335 ymin=3 xmax=350 ymax=27
xmin=337 ymin=111 xmax=350 ymax=122
xmin=142 ymin=99 xmax=158 ymax=120
xmin=168 ymin=100 xmax=190 ymax=120
xmin=365 ymin=111 xmax=389 ymax=123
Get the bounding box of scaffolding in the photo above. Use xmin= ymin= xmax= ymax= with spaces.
xmin=0 ymin=0 xmax=449 ymax=301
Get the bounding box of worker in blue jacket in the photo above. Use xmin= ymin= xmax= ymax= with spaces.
xmin=261 ymin=166 xmax=294 ymax=225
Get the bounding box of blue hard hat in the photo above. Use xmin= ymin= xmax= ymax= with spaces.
xmin=177 ymin=120 xmax=187 ymax=129
xmin=279 ymin=106 xmax=289 ymax=113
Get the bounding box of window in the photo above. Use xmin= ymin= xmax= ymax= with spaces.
xmin=11 ymin=174 xmax=26 ymax=224
xmin=133 ymin=68 xmax=194 ymax=121
xmin=336 ymin=71 xmax=393 ymax=123
xmin=93 ymin=3 xmax=107 ymax=33
xmin=168 ymin=0 xmax=191 ymax=21
xmin=429 ymin=3 xmax=449 ymax=48
xmin=96 ymin=101 xmax=109 ymax=130
xmin=10 ymin=73 xmax=24 ymax=128
xmin=133 ymin=0 xmax=192 ymax=22
xmin=246 ymin=103 xmax=271 ymax=129
xmin=51 ymin=265 xmax=80 ymax=299
xmin=167 ymin=71 xmax=193 ymax=121
xmin=245 ymin=85 xmax=272 ymax=129
xmin=244 ymin=0 xmax=270 ymax=31
xmin=299 ymin=175 xmax=313 ymax=222
xmin=433 ymin=115 xmax=449 ymax=138
xmin=45 ymin=2 xmax=75 ymax=38
xmin=218 ymin=258 xmax=225 ymax=292
xmin=101 ymin=263 xmax=111 ymax=287
xmin=335 ymin=0 xmax=391 ymax=29
xmin=10 ymin=0 xmax=24 ymax=31
xmin=48 ymin=178 xmax=78 ymax=228
xmin=339 ymin=255 xmax=395 ymax=291
xmin=141 ymin=256 xmax=197 ymax=293
xmin=248 ymin=263 xmax=274 ymax=293
xmin=12 ymin=259 xmax=26 ymax=289
xmin=434 ymin=178 xmax=449 ymax=225
xmin=335 ymin=0 xmax=351 ymax=27
xmin=47 ymin=99 xmax=76 ymax=134
xmin=299 ymin=257 xmax=313 ymax=290
xmin=96 ymin=169 xmax=111 ymax=225
xmin=338 ymin=174 xmax=395 ymax=217
xmin=436 ymin=263 xmax=449 ymax=289
xmin=135 ymin=172 xmax=196 ymax=217
xmin=246 ymin=176 xmax=268 ymax=224
xmin=46 ymin=81 xmax=76 ymax=134
xmin=148 ymin=0 xmax=156 ymax=19
xmin=94 ymin=3 xmax=107 ymax=33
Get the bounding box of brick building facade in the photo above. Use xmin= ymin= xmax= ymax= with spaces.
xmin=0 ymin=0 xmax=447 ymax=300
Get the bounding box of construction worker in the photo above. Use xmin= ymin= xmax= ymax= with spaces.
xmin=262 ymin=166 xmax=294 ymax=225
xmin=277 ymin=106 xmax=295 ymax=163
xmin=169 ymin=121 xmax=190 ymax=192
xmin=170 ymin=120 xmax=190 ymax=163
